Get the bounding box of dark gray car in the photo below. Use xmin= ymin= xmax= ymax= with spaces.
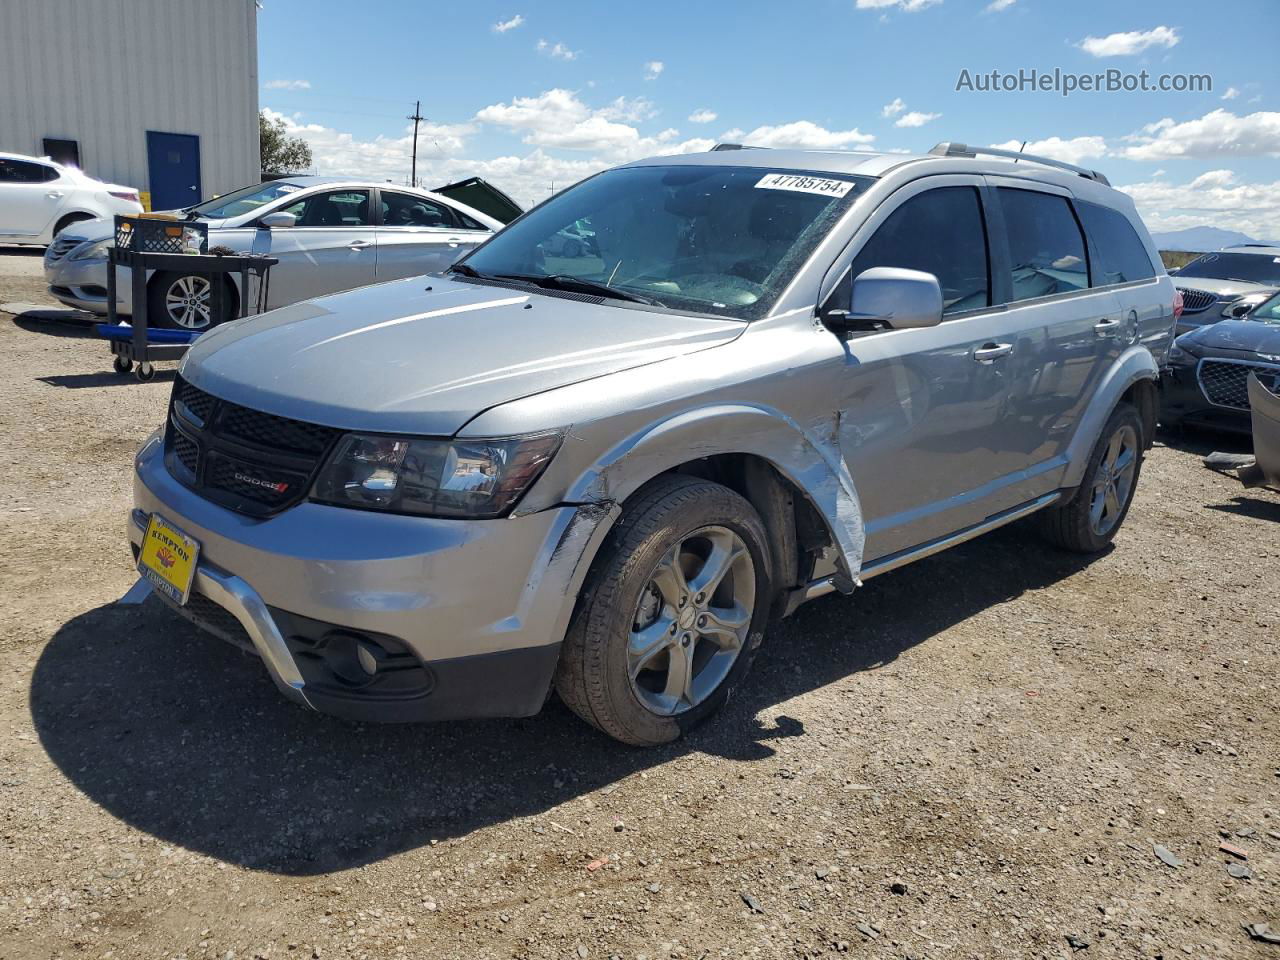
xmin=128 ymin=143 xmax=1177 ymax=745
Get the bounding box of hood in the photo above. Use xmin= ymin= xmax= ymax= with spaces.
xmin=1179 ymin=318 xmax=1280 ymax=359
xmin=1174 ymin=276 xmax=1276 ymax=299
xmin=182 ymin=275 xmax=745 ymax=435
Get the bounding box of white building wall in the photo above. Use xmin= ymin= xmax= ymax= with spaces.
xmin=0 ymin=0 xmax=259 ymax=203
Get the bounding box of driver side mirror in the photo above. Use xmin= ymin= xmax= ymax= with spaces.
xmin=823 ymin=266 xmax=943 ymax=333
xmin=259 ymin=211 xmax=297 ymax=229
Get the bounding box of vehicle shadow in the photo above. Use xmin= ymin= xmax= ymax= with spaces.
xmin=14 ymin=315 xmax=99 ymax=338
xmin=31 ymin=522 xmax=1095 ymax=875
xmin=1155 ymin=424 xmax=1253 ymax=456
xmin=38 ymin=370 xmax=176 ymax=389
xmin=1206 ymin=494 xmax=1280 ymax=522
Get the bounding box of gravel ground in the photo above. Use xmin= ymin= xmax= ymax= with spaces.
xmin=0 ymin=253 xmax=1277 ymax=960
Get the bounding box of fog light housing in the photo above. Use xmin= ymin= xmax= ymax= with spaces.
xmin=320 ymin=631 xmax=383 ymax=687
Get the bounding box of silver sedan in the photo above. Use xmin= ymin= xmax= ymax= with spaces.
xmin=43 ymin=176 xmax=511 ymax=329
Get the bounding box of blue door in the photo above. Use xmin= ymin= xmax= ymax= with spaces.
xmin=145 ymin=131 xmax=201 ymax=210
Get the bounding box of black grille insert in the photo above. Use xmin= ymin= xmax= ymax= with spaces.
xmin=1198 ymin=359 xmax=1280 ymax=412
xmin=1178 ymin=288 xmax=1217 ymax=313
xmin=165 ymin=376 xmax=341 ymax=516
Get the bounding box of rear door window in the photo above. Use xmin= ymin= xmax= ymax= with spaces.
xmin=381 ymin=191 xmax=458 ymax=228
xmin=998 ymin=188 xmax=1089 ymax=300
xmin=0 ymin=158 xmax=57 ymax=183
xmin=1076 ymin=201 xmax=1156 ymax=286
xmin=848 ymin=186 xmax=990 ymax=316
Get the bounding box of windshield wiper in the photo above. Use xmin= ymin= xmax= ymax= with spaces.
xmin=447 ymin=262 xmax=487 ymax=278
xmin=491 ymin=272 xmax=659 ymax=306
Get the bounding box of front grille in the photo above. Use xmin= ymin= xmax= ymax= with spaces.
xmin=164 ymin=376 xmax=341 ymax=516
xmin=46 ymin=236 xmax=82 ymax=263
xmin=1178 ymin=288 xmax=1218 ymax=313
xmin=1197 ymin=359 xmax=1280 ymax=411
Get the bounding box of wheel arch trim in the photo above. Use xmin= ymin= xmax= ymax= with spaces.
xmin=1062 ymin=345 xmax=1160 ymax=489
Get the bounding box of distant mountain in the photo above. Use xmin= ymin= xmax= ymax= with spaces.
xmin=1150 ymin=226 xmax=1262 ymax=252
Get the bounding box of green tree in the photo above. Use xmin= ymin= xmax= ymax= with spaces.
xmin=259 ymin=111 xmax=313 ymax=174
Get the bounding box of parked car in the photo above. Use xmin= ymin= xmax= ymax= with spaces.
xmin=1169 ymin=244 xmax=1280 ymax=337
xmin=129 ymin=142 xmax=1175 ymax=745
xmin=43 ymin=176 xmax=508 ymax=329
xmin=1162 ymin=289 xmax=1280 ymax=433
xmin=0 ymin=152 xmax=141 ymax=245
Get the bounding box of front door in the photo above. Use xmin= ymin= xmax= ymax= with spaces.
xmin=251 ymin=187 xmax=377 ymax=308
xmin=826 ymin=179 xmax=1025 ymax=561
xmin=146 ymin=131 xmax=201 ymax=210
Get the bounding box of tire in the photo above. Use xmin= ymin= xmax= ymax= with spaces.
xmin=52 ymin=212 xmax=94 ymax=238
xmin=148 ymin=271 xmax=234 ymax=331
xmin=1038 ymin=402 xmax=1144 ymax=553
xmin=555 ymin=474 xmax=773 ymax=746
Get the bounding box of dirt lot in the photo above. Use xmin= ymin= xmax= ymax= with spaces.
xmin=0 ymin=249 xmax=1277 ymax=960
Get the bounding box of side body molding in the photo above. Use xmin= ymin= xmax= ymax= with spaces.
xmin=537 ymin=403 xmax=867 ymax=581
xmin=1062 ymin=345 xmax=1160 ymax=489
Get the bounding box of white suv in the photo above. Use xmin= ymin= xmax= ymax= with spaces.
xmin=0 ymin=152 xmax=142 ymax=246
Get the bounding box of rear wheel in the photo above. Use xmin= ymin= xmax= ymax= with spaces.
xmin=555 ymin=475 xmax=772 ymax=746
xmin=148 ymin=271 xmax=234 ymax=331
xmin=52 ymin=212 xmax=94 ymax=238
xmin=1038 ymin=403 xmax=1144 ymax=553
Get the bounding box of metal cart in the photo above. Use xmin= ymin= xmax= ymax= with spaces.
xmin=105 ymin=215 xmax=276 ymax=381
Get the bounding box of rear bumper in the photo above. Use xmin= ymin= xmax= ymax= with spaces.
xmin=130 ymin=432 xmax=618 ymax=722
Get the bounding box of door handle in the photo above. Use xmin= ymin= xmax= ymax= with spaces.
xmin=447 ymin=237 xmax=462 ymax=247
xmin=348 ymin=239 xmax=372 ymax=250
xmin=973 ymin=342 xmax=1013 ymax=363
xmin=1094 ymin=318 xmax=1122 ymax=338
xmin=46 ymin=191 xmax=64 ymax=199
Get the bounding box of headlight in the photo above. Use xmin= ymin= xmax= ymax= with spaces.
xmin=311 ymin=432 xmax=562 ymax=518
xmin=1222 ymin=293 xmax=1270 ymax=318
xmin=1167 ymin=343 xmax=1191 ymax=364
xmin=71 ymin=238 xmax=112 ymax=261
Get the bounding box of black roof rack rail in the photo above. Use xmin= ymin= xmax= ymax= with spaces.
xmin=928 ymin=141 xmax=1111 ymax=186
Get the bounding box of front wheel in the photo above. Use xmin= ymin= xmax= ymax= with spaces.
xmin=1038 ymin=402 xmax=1144 ymax=553
xmin=555 ymin=474 xmax=773 ymax=746
xmin=148 ymin=272 xmax=233 ymax=331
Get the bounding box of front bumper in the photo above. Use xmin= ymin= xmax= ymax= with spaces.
xmin=1160 ymin=360 xmax=1252 ymax=433
xmin=44 ymin=255 xmax=132 ymax=315
xmin=130 ymin=433 xmax=618 ymax=722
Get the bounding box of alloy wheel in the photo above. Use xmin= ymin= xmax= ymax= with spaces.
xmin=1089 ymin=423 xmax=1138 ymax=536
xmin=627 ymin=525 xmax=755 ymax=716
xmin=164 ymin=275 xmax=213 ymax=329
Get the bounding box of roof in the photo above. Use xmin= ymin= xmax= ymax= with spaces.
xmin=1222 ymin=244 xmax=1280 ymax=256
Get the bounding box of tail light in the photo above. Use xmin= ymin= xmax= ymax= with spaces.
xmin=109 ymin=189 xmax=139 ymax=203
xmin=1172 ymin=288 xmax=1184 ymax=321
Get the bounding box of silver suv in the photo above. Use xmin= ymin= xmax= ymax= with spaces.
xmin=130 ymin=142 xmax=1176 ymax=745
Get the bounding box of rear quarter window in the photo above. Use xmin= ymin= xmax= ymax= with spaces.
xmin=1077 ymin=201 xmax=1156 ymax=286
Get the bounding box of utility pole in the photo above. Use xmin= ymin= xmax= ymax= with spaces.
xmin=407 ymin=100 xmax=425 ymax=188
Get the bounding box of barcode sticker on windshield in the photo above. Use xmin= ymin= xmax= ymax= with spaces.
xmin=755 ymin=173 xmax=853 ymax=198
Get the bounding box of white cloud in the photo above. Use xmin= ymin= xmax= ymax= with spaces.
xmin=644 ymin=60 xmax=664 ymax=80
xmin=475 ymin=88 xmax=711 ymax=161
xmin=536 ymin=39 xmax=578 ymax=61
xmin=492 ymin=14 xmax=524 ymax=33
xmin=985 ymin=0 xmax=1016 ymax=10
xmin=1221 ymin=87 xmax=1240 ymax=101
xmin=895 ymin=111 xmax=940 ymax=128
xmin=688 ymin=109 xmax=717 ymax=124
xmin=881 ymin=97 xmax=906 ymax=118
xmin=1119 ymin=172 xmax=1280 ymax=240
xmin=855 ymin=0 xmax=942 ymax=11
xmin=1078 ymin=25 xmax=1179 ymax=58
xmin=990 ymin=135 xmax=1109 ymax=165
xmin=1120 ymin=109 xmax=1280 ymax=161
xmin=258 ymin=108 xmax=476 ymax=183
xmin=265 ymin=79 xmax=310 ymax=91
xmin=731 ymin=120 xmax=875 ymax=150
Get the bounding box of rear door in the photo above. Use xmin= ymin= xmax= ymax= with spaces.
xmin=0 ymin=157 xmax=61 ymax=236
xmin=985 ymin=182 xmax=1121 ymax=486
xmin=253 ymin=188 xmax=377 ymax=307
xmin=374 ymin=190 xmax=480 ymax=280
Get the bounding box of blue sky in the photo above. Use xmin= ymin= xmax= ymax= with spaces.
xmin=258 ymin=0 xmax=1280 ymax=237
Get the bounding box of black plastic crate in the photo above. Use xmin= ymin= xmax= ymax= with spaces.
xmin=114 ymin=215 xmax=208 ymax=254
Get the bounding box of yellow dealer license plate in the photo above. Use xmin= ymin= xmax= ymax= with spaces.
xmin=137 ymin=514 xmax=200 ymax=605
